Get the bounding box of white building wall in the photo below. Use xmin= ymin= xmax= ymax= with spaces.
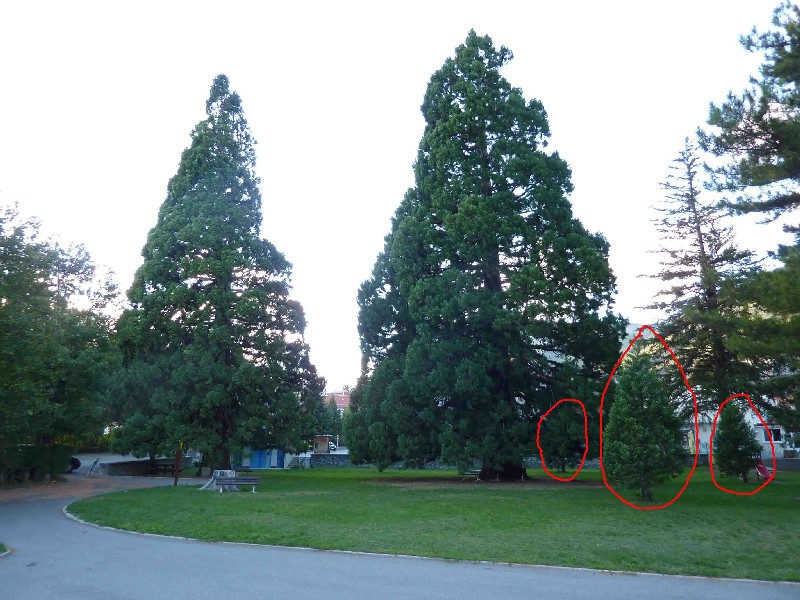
xmin=689 ymin=412 xmax=785 ymax=459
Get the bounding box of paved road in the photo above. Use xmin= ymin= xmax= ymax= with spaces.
xmin=0 ymin=475 xmax=797 ymax=600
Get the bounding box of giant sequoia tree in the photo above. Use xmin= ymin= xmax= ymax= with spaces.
xmin=354 ymin=32 xmax=625 ymax=478
xmin=113 ymin=75 xmax=323 ymax=469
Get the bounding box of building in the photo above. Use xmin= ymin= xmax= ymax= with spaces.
xmin=325 ymin=390 xmax=351 ymax=414
xmin=688 ymin=406 xmax=789 ymax=460
xmin=235 ymin=448 xmax=296 ymax=469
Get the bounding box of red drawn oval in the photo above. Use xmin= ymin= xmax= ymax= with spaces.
xmin=709 ymin=393 xmax=776 ymax=496
xmin=599 ymin=325 xmax=700 ymax=510
xmin=536 ymin=398 xmax=589 ymax=482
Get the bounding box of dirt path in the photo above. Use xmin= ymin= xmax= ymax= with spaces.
xmin=0 ymin=473 xmax=203 ymax=503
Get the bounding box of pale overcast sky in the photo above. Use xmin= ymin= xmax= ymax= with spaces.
xmin=0 ymin=1 xmax=791 ymax=390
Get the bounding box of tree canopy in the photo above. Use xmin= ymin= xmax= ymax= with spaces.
xmin=700 ymin=3 xmax=800 ymax=429
xmin=701 ymin=1 xmax=800 ymax=233
xmin=0 ymin=205 xmax=118 ymax=480
xmin=353 ymin=31 xmax=625 ymax=477
xmin=112 ymin=75 xmax=324 ymax=469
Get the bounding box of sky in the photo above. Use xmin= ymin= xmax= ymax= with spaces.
xmin=0 ymin=1 xmax=792 ymax=391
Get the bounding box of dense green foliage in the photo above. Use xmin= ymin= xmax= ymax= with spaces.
xmin=68 ymin=468 xmax=800 ymax=581
xmin=112 ymin=76 xmax=324 ymax=469
xmin=603 ymin=355 xmax=687 ymax=501
xmin=646 ymin=141 xmax=760 ymax=414
xmin=352 ymin=32 xmax=624 ymax=476
xmin=701 ymin=1 xmax=800 ymax=232
xmin=700 ymin=3 xmax=800 ymax=429
xmin=314 ymin=395 xmax=343 ymax=441
xmin=537 ymin=401 xmax=585 ymax=474
xmin=723 ymin=244 xmax=800 ymax=430
xmin=0 ymin=205 xmax=118 ymax=480
xmin=536 ymin=361 xmax=598 ymax=473
xmin=712 ymin=401 xmax=762 ymax=482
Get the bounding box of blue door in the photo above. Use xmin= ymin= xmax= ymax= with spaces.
xmin=250 ymin=450 xmax=267 ymax=469
xmin=277 ymin=450 xmax=285 ymax=468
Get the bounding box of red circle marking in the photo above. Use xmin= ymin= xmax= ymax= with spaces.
xmin=709 ymin=393 xmax=776 ymax=495
xmin=536 ymin=398 xmax=589 ymax=482
xmin=599 ymin=325 xmax=700 ymax=510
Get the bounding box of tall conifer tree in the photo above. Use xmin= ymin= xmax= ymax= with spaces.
xmin=701 ymin=1 xmax=800 ymax=232
xmin=700 ymin=3 xmax=800 ymax=426
xmin=113 ymin=75 xmax=323 ymax=468
xmin=355 ymin=32 xmax=624 ymax=478
xmin=646 ymin=141 xmax=759 ymax=413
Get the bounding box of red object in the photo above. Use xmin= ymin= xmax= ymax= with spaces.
xmin=755 ymin=459 xmax=774 ymax=481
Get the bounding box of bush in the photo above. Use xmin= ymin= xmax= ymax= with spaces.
xmin=0 ymin=444 xmax=73 ymax=483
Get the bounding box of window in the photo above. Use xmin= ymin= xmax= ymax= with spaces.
xmin=762 ymin=428 xmax=782 ymax=442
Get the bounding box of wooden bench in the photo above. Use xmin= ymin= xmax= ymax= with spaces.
xmin=460 ymin=470 xmax=481 ymax=481
xmin=214 ymin=476 xmax=259 ymax=492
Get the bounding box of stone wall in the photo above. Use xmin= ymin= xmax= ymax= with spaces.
xmin=309 ymin=453 xmax=351 ymax=468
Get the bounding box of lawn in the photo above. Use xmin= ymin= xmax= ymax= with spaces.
xmin=68 ymin=467 xmax=799 ymax=581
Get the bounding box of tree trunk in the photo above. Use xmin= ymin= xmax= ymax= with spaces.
xmin=642 ymin=484 xmax=654 ymax=502
xmin=215 ymin=444 xmax=231 ymax=470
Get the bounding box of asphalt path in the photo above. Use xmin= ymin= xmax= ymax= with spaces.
xmin=0 ymin=475 xmax=797 ymax=600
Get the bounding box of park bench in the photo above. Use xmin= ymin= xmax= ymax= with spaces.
xmin=460 ymin=470 xmax=481 ymax=481
xmin=214 ymin=476 xmax=260 ymax=492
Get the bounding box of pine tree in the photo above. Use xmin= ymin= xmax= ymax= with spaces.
xmin=603 ymin=354 xmax=687 ymax=502
xmin=712 ymin=401 xmax=762 ymax=482
xmin=356 ymin=32 xmax=625 ymax=478
xmin=728 ymin=246 xmax=800 ymax=429
xmin=699 ymin=3 xmax=800 ymax=427
xmin=113 ymin=75 xmax=323 ymax=469
xmin=645 ymin=140 xmax=759 ymax=414
xmin=536 ymin=361 xmax=597 ymax=474
xmin=537 ymin=403 xmax=585 ymax=474
xmin=700 ymin=1 xmax=800 ymax=233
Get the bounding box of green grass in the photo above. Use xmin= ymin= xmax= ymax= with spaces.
xmin=68 ymin=467 xmax=799 ymax=581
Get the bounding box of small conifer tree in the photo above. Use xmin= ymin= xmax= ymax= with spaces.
xmin=604 ymin=354 xmax=687 ymax=501
xmin=712 ymin=401 xmax=762 ymax=482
